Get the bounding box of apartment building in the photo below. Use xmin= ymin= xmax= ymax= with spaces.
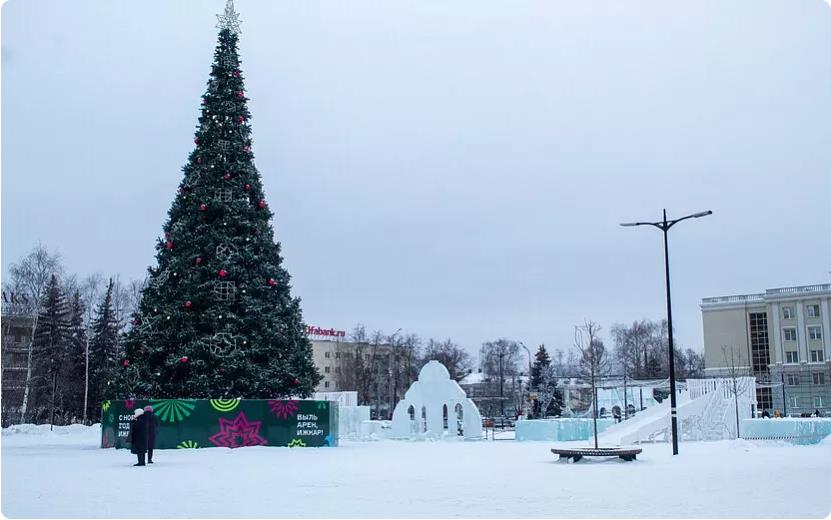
xmin=309 ymin=330 xmax=404 ymax=419
xmin=700 ymin=283 xmax=831 ymax=415
xmin=1 ymin=308 xmax=35 ymax=426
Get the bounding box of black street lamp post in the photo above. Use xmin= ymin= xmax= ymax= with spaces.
xmin=621 ymin=208 xmax=712 ymax=456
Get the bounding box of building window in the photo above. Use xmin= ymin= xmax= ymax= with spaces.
xmin=335 ymin=352 xmax=341 ymax=359
xmin=749 ymin=312 xmax=770 ymax=376
xmin=808 ymin=326 xmax=822 ymax=341
xmin=786 ymin=351 xmax=799 ymax=363
xmin=783 ymin=306 xmax=794 ymax=319
xmin=783 ymin=328 xmax=797 ymax=342
xmin=813 ymin=373 xmax=826 ymax=385
xmin=324 ymin=381 xmax=330 ymax=389
xmin=787 ymin=374 xmax=799 ymax=386
xmin=810 ymin=350 xmax=825 ymax=363
xmin=324 ymin=351 xmax=330 ymax=358
xmin=324 ymin=366 xmax=330 ymax=373
xmin=789 ymin=396 xmax=799 ymax=408
xmin=815 ymin=396 xmax=824 ymax=408
xmin=806 ymin=304 xmax=820 ymax=318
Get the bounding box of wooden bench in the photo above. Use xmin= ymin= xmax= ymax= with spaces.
xmin=551 ymin=447 xmax=642 ymax=462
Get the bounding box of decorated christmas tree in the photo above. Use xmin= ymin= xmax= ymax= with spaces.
xmin=118 ymin=1 xmax=320 ymax=399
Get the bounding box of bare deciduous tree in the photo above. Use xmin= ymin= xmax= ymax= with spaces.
xmin=79 ymin=274 xmax=105 ymax=424
xmin=422 ymin=338 xmax=471 ymax=382
xmin=575 ymin=320 xmax=606 ymax=448
xmin=721 ymin=345 xmax=751 ymax=438
xmin=7 ymin=244 xmax=63 ymax=422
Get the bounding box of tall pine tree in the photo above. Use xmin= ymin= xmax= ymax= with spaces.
xmin=529 ymin=345 xmax=551 ymax=390
xmin=32 ymin=275 xmax=71 ymax=425
xmin=89 ymin=279 xmax=120 ymax=421
xmin=63 ymin=291 xmax=87 ymax=422
xmin=119 ymin=1 xmax=320 ymax=399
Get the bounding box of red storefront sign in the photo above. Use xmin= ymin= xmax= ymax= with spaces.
xmin=306 ymin=326 xmax=346 ymax=338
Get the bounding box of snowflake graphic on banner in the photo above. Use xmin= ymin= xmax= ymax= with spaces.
xmin=268 ymin=399 xmax=299 ymax=419
xmin=208 ymin=412 xmax=267 ymax=448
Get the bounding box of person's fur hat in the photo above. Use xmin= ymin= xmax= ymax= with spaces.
xmin=133 ymin=408 xmax=144 ymax=417
xmin=143 ymin=405 xmax=153 ymax=412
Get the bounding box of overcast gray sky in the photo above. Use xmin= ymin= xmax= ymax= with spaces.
xmin=3 ymin=0 xmax=830 ymax=358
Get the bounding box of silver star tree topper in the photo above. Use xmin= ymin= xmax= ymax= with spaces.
xmin=216 ymin=0 xmax=242 ymax=35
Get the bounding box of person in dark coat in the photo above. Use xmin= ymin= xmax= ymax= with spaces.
xmin=144 ymin=405 xmax=160 ymax=464
xmin=129 ymin=408 xmax=149 ymax=466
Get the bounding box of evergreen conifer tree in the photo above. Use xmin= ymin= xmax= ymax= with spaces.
xmin=63 ymin=291 xmax=87 ymax=422
xmin=32 ymin=275 xmax=71 ymax=425
xmin=530 ymin=345 xmax=561 ymax=418
xmin=119 ymin=1 xmax=320 ymax=399
xmin=89 ymin=279 xmax=119 ymax=421
xmin=530 ymin=345 xmax=551 ymax=389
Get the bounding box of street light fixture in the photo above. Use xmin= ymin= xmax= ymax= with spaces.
xmin=620 ymin=208 xmax=712 ymax=456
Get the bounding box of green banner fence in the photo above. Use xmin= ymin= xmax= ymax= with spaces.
xmin=100 ymin=399 xmax=338 ymax=449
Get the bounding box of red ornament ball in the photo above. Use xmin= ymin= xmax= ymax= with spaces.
xmin=218 ymin=269 xmax=228 ymax=278
xmin=223 ymin=172 xmax=231 ymax=180
xmin=233 ymin=70 xmax=241 ymax=77
xmin=184 ymin=300 xmax=192 ymax=308
xmin=132 ymin=318 xmax=139 ymax=326
xmin=257 ymin=200 xmax=267 ymax=209
xmin=236 ymin=90 xmax=245 ymax=99
xmin=292 ymin=378 xmax=300 ymax=386
xmin=195 ymin=256 xmax=203 ymax=265
xmin=194 ymin=137 xmax=200 ymax=145
xmin=238 ymin=116 xmax=245 ymax=123
xmin=196 ymin=156 xmax=202 ymax=164
xmin=243 ymin=145 xmax=251 ymax=153
xmin=122 ymin=360 xmax=130 ymax=368
xmin=199 ymin=204 xmax=208 ymax=212
xmin=267 ymin=278 xmax=276 ymax=286
xmin=165 ymin=240 xmax=174 ymax=250
xmin=180 ymin=356 xmax=189 ymax=363
xmin=244 ymin=183 xmax=252 ymax=191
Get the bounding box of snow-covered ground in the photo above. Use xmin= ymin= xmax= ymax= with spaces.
xmin=2 ymin=424 xmax=829 ymax=518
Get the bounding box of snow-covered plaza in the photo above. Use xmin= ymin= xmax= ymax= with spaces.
xmin=2 ymin=424 xmax=829 ymax=518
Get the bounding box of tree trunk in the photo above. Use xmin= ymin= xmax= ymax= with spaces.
xmin=20 ymin=325 xmax=36 ymax=423
xmin=591 ymin=365 xmax=598 ymax=449
xmin=83 ymin=335 xmax=89 ymax=424
xmin=50 ymin=371 xmax=57 ymax=431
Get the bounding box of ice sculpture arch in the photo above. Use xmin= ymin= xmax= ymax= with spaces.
xmin=390 ymin=360 xmax=483 ymax=440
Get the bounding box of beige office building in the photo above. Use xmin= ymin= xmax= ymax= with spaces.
xmin=700 ymin=283 xmax=831 ymax=414
xmin=310 ymin=338 xmax=400 ymax=417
